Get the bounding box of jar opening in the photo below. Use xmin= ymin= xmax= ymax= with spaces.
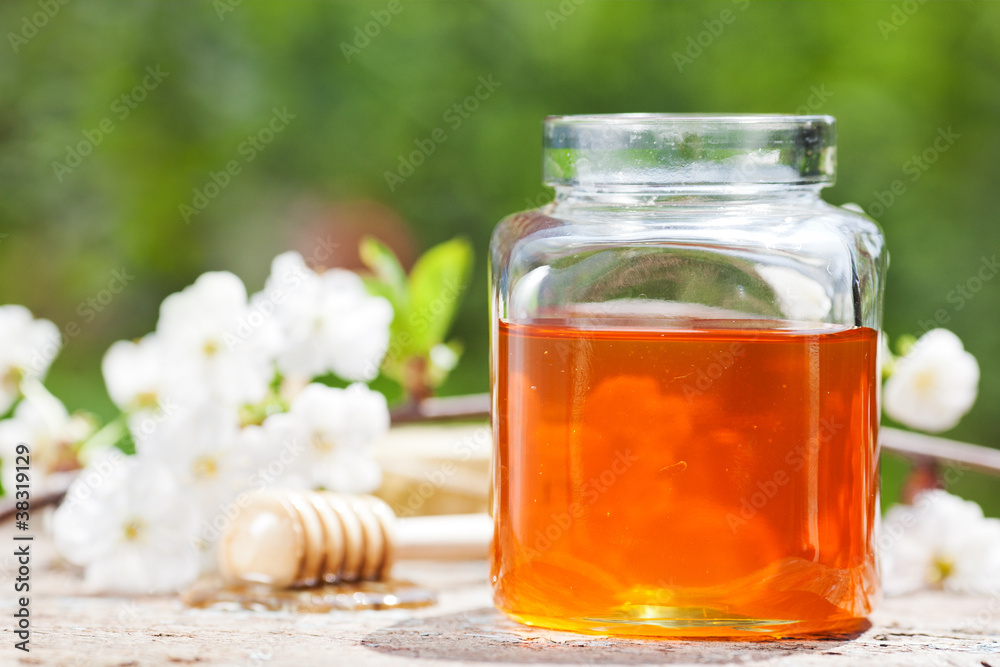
xmin=543 ymin=114 xmax=836 ymax=190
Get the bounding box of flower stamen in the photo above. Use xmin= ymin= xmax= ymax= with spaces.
xmin=135 ymin=391 xmax=159 ymax=409
xmin=122 ymin=518 xmax=146 ymax=543
xmin=913 ymin=370 xmax=936 ymax=394
xmin=928 ymin=555 xmax=955 ymax=587
xmin=310 ymin=432 xmax=336 ymax=453
xmin=1 ymin=366 xmax=23 ymax=393
xmin=191 ymin=455 xmax=219 ymax=480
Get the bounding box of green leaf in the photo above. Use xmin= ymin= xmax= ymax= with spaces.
xmin=359 ymin=236 xmax=409 ymax=308
xmin=360 ymin=276 xmax=398 ymax=306
xmin=896 ymin=334 xmax=918 ymax=357
xmin=360 ymin=236 xmax=421 ymax=364
xmin=407 ymin=237 xmax=473 ymax=352
xmin=114 ymin=428 xmax=136 ymax=456
xmin=76 ymin=413 xmax=126 ymax=463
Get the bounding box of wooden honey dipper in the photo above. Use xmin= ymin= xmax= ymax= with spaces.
xmin=218 ymin=489 xmax=492 ymax=588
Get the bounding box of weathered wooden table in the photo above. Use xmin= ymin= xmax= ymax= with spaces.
xmin=5 ymin=521 xmax=999 ymax=667
xmin=4 ymin=420 xmax=1000 ymax=666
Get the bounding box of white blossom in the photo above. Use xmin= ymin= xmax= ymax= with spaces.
xmin=233 ymin=418 xmax=305 ymax=491
xmin=52 ymin=453 xmax=201 ymax=593
xmin=879 ymin=332 xmax=893 ymax=379
xmin=881 ymin=490 xmax=1000 ymax=596
xmin=102 ymin=335 xmax=185 ymax=414
xmin=0 ymin=305 xmax=61 ymax=415
xmin=156 ymin=271 xmax=280 ymax=407
xmin=430 ymin=343 xmax=459 ymax=372
xmin=136 ymin=405 xmax=270 ymax=575
xmin=884 ymin=328 xmax=979 ymax=433
xmin=257 ymin=251 xmax=392 ymax=382
xmin=137 ymin=406 xmax=244 ymax=517
xmin=259 ymin=382 xmax=387 ymax=493
xmin=0 ymin=382 xmax=93 ymax=492
xmin=48 ymin=253 xmax=399 ymax=592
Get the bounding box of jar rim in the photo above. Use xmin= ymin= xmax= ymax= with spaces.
xmin=543 ymin=113 xmax=836 ymax=189
xmin=545 ymin=113 xmax=835 ymax=125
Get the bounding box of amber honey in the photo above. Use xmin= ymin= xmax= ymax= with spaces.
xmin=492 ymin=319 xmax=879 ymax=637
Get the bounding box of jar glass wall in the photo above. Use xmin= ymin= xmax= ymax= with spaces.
xmin=489 ymin=114 xmax=886 ymax=637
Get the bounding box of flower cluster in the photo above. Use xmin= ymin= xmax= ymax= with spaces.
xmin=0 ymin=305 xmax=97 ymax=494
xmin=49 ymin=252 xmax=393 ymax=593
xmin=882 ymin=489 xmax=1000 ymax=596
xmin=878 ymin=327 xmax=994 ymax=596
xmin=883 ymin=328 xmax=980 ymax=433
xmin=1 ymin=251 xmax=992 ymax=600
xmin=0 ymin=305 xmax=61 ymax=415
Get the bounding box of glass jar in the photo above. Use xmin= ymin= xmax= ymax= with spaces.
xmin=489 ymin=114 xmax=886 ymax=637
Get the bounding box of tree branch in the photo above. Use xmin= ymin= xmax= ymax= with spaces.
xmin=3 ymin=394 xmax=997 ymax=523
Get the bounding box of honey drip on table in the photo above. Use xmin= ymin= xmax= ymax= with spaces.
xmin=183 ymin=577 xmax=435 ymax=612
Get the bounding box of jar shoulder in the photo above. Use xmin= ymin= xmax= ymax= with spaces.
xmin=492 ymin=201 xmax=884 ymax=263
xmin=490 ymin=199 xmax=887 ymax=329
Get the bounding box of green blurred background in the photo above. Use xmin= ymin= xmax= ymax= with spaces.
xmin=1 ymin=1 xmax=997 ymax=510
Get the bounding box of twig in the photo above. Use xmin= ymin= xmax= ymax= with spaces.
xmin=394 ymin=394 xmax=1000 ymax=476
xmin=4 ymin=394 xmax=997 ymax=523
xmin=0 ymin=415 xmax=129 ymax=524
xmin=389 ymin=393 xmax=491 ymax=424
xmin=0 ymin=476 xmax=74 ymax=525
xmin=880 ymin=427 xmax=1000 ymax=476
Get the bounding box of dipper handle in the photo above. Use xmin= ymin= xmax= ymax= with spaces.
xmin=218 ymin=489 xmax=491 ymax=588
xmin=395 ymin=512 xmax=492 ymax=561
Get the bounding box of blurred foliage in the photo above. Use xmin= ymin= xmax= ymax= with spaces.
xmin=0 ymin=1 xmax=998 ymax=510
xmin=361 ymin=236 xmax=472 ymax=400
